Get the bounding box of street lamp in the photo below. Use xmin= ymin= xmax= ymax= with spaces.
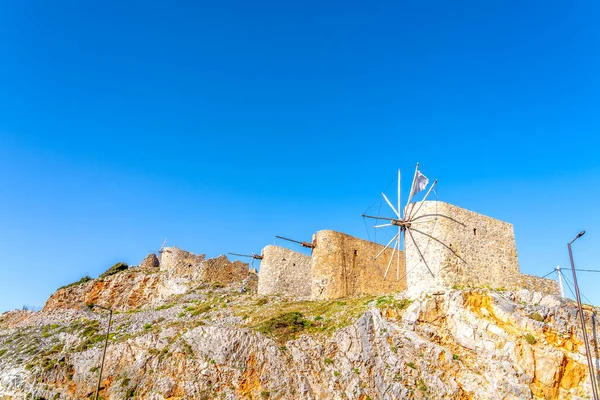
xmin=568 ymin=231 xmax=598 ymax=400
xmin=87 ymin=303 xmax=113 ymax=400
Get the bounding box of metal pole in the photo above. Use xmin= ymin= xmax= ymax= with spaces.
xmin=94 ymin=306 xmax=113 ymax=400
xmin=405 ymin=163 xmax=420 ymax=220
xmin=398 ymin=169 xmax=401 ymax=220
xmin=382 ymin=192 xmax=399 ymax=218
xmin=556 ymin=265 xmax=565 ymax=298
xmin=568 ymin=232 xmax=598 ymax=400
xmin=406 ymin=179 xmax=438 ymax=222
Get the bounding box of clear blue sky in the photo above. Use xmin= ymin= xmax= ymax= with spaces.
xmin=1 ymin=1 xmax=599 ymax=312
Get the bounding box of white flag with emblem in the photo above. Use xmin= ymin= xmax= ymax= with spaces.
xmin=409 ymin=170 xmax=429 ymax=198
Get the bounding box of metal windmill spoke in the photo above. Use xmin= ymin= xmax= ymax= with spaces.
xmin=374 ymin=223 xmax=393 ymax=228
xmin=383 ymin=239 xmax=398 ymax=279
xmin=381 ymin=192 xmax=399 ymax=218
xmin=409 ymin=227 xmax=467 ymax=263
xmin=376 ymin=232 xmax=399 ymax=259
xmin=396 ymin=229 xmax=402 ymax=280
xmin=406 ymin=228 xmax=435 ymax=277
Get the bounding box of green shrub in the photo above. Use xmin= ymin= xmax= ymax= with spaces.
xmin=418 ymin=379 xmax=427 ymax=392
xmin=255 ymin=298 xmax=268 ymax=306
xmin=406 ymin=362 xmax=416 ymax=369
xmin=99 ymin=262 xmax=128 ymax=279
xmin=529 ymin=312 xmax=544 ymax=322
xmin=453 ymin=353 xmax=460 ymax=360
xmin=324 ymin=357 xmax=333 ymax=365
xmin=58 ymin=276 xmax=92 ymax=290
xmin=525 ymin=334 xmax=537 ymax=345
xmin=396 ymin=299 xmax=413 ymax=310
xmin=255 ymin=311 xmax=310 ymax=342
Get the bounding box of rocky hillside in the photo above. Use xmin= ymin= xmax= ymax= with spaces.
xmin=0 ymin=248 xmax=598 ymax=399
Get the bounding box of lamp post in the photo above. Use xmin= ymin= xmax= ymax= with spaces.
xmin=88 ymin=303 xmax=113 ymax=400
xmin=568 ymin=231 xmax=599 ymax=400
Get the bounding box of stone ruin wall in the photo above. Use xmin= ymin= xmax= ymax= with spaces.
xmin=161 ymin=246 xmax=253 ymax=286
xmin=45 ymin=247 xmax=256 ymax=312
xmin=203 ymin=255 xmax=256 ymax=287
xmin=311 ymin=230 xmax=406 ymax=300
xmin=405 ymin=201 xmax=520 ymax=292
xmin=160 ymin=246 xmax=207 ymax=281
xmin=257 ymin=245 xmax=312 ymax=298
xmin=504 ymin=273 xmax=560 ymax=297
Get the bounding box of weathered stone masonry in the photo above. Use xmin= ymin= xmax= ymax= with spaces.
xmin=405 ymin=201 xmax=558 ymax=295
xmin=257 ymin=201 xmax=559 ymax=299
xmin=311 ymin=230 xmax=406 ymax=300
xmin=257 ymin=231 xmax=406 ymax=300
xmin=258 ymin=245 xmax=312 ymax=298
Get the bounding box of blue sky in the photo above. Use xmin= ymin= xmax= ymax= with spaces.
xmin=1 ymin=1 xmax=599 ymax=312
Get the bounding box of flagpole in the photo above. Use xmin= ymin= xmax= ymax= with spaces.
xmin=406 ymin=163 xmax=419 ymax=205
xmin=408 ymin=180 xmax=438 ymax=221
xmin=398 ymin=169 xmax=401 ymax=220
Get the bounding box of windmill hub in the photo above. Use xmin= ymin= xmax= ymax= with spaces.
xmin=391 ymin=220 xmax=410 ymax=228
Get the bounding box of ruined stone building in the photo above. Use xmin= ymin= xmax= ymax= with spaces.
xmin=257 ymin=201 xmax=559 ymax=300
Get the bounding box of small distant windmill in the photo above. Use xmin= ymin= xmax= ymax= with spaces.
xmin=158 ymin=238 xmax=167 ymax=255
xmin=149 ymin=238 xmax=168 ymax=261
xmin=362 ymin=163 xmax=438 ymax=280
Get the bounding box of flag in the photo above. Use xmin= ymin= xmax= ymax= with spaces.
xmin=409 ymin=170 xmax=429 ymax=198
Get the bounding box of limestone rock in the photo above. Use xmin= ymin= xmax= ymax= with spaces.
xmin=139 ymin=253 xmax=160 ymax=269
xmin=2 ymin=260 xmax=597 ymax=399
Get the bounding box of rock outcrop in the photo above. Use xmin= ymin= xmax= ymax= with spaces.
xmin=2 ymin=279 xmax=598 ymax=399
xmin=43 ymin=247 xmax=255 ymax=313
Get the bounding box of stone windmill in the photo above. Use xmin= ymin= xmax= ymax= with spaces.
xmin=362 ymin=163 xmax=438 ymax=280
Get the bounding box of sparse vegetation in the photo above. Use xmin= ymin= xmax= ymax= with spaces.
xmin=155 ymin=302 xmax=177 ymax=311
xmin=255 ymin=298 xmax=269 ymax=306
xmin=453 ymin=353 xmax=460 ymax=360
xmin=406 ymin=362 xmax=416 ymax=369
xmin=418 ymin=379 xmax=427 ymax=392
xmin=324 ymin=357 xmax=333 ymax=365
xmin=99 ymin=262 xmax=129 ymax=279
xmin=241 ymin=295 xmax=376 ymax=340
xmin=181 ymin=340 xmax=194 ymax=357
xmin=184 ymin=303 xmax=212 ymax=317
xmin=58 ymin=276 xmax=92 ymax=290
xmin=375 ymin=296 xmax=412 ymax=312
xmin=256 ymin=311 xmax=310 ymax=342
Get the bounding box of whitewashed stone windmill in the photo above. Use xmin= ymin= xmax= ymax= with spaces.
xmin=362 ymin=163 xmax=438 ymax=281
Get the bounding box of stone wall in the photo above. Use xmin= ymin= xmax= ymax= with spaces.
xmin=504 ymin=273 xmax=560 ymax=297
xmin=160 ymin=247 xmax=252 ymax=286
xmin=160 ymin=246 xmax=206 ymax=280
xmin=203 ymin=255 xmax=253 ymax=286
xmin=311 ymin=230 xmax=406 ymax=300
xmin=257 ymin=245 xmax=312 ymax=298
xmin=405 ymin=201 xmax=520 ymax=292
